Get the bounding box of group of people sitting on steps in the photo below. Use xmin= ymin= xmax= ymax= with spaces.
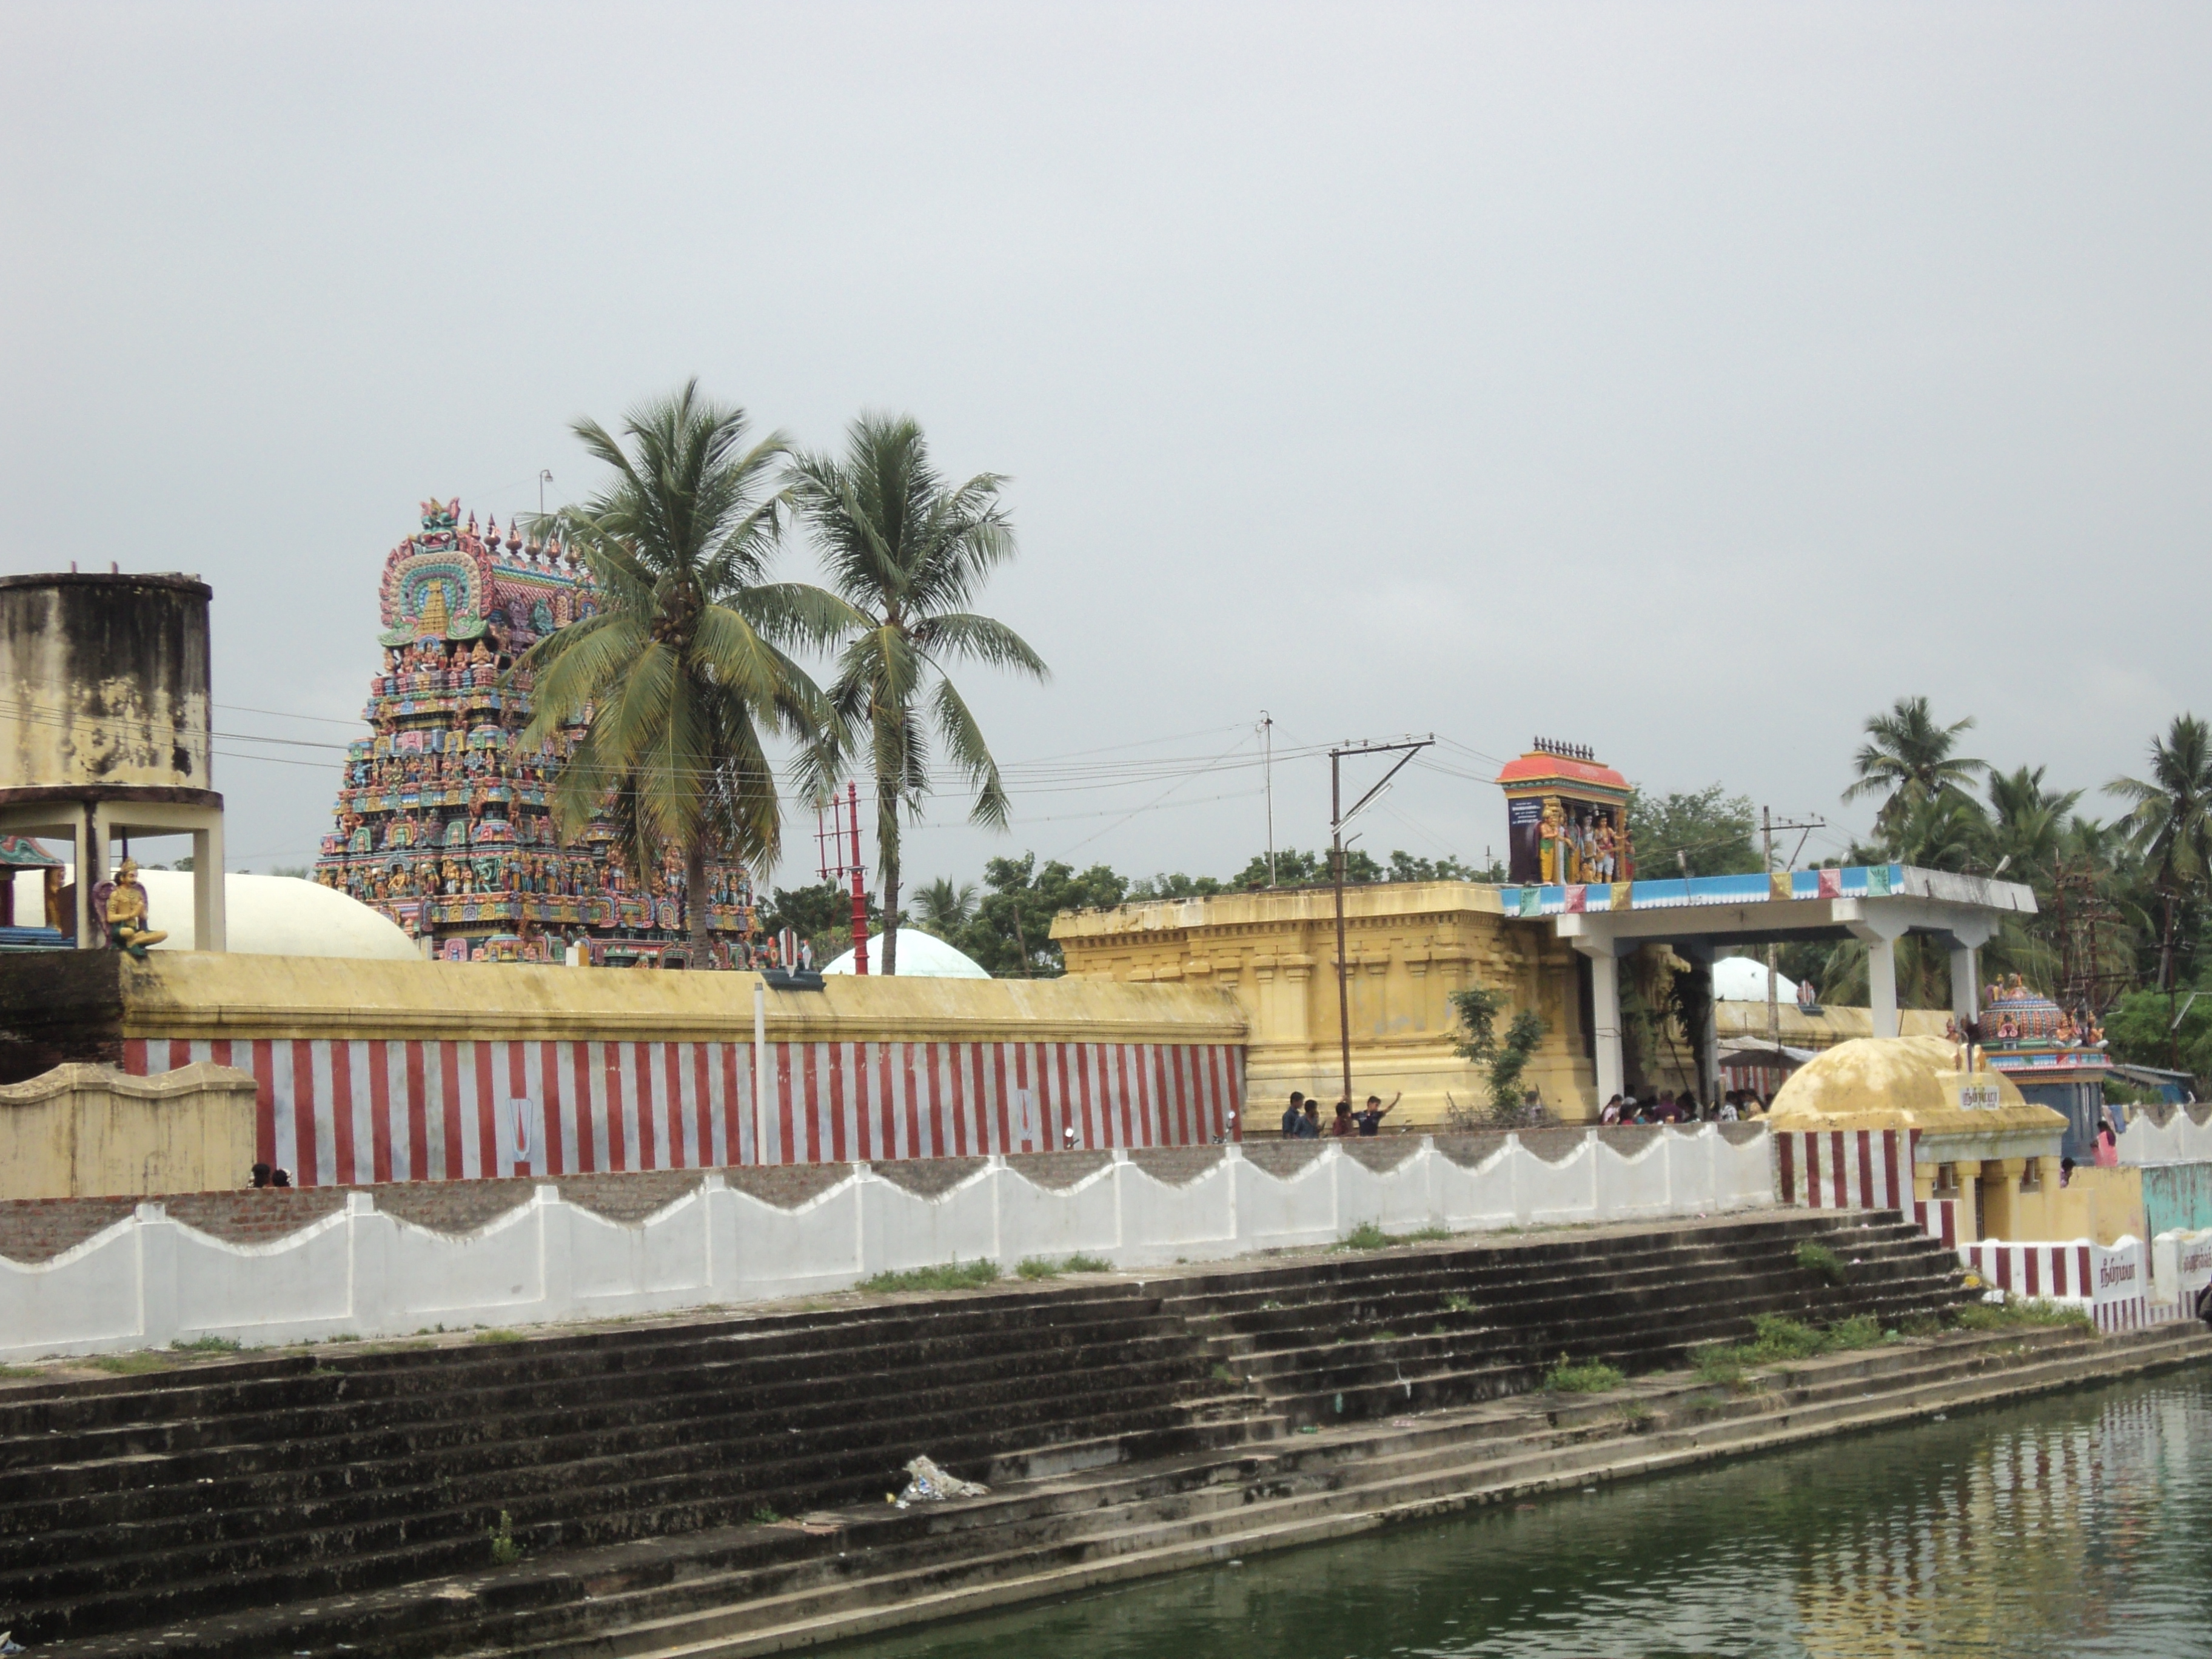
xmin=1278 ymin=1089 xmax=1402 ymax=1139
xmin=1599 ymin=1088 xmax=1768 ymax=1124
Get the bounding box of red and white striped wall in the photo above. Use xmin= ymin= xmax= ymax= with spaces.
xmin=122 ymin=1037 xmax=1244 ymax=1187
xmin=1774 ymin=1128 xmax=1959 ymax=1245
xmin=1957 ymin=1238 xmax=2167 ymax=1332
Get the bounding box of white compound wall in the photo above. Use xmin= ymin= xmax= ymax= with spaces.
xmin=0 ymin=1127 xmax=1776 ymax=1359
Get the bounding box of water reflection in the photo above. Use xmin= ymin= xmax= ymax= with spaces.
xmin=836 ymin=1372 xmax=2212 ymax=1659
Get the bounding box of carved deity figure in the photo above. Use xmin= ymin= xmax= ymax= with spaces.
xmin=1538 ymin=800 xmax=1566 ymax=885
xmin=105 ymin=860 xmax=168 ymax=957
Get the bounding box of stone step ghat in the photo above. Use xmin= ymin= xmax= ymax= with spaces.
xmin=1161 ymin=1213 xmax=1965 ymax=1427
xmin=7 ymin=1212 xmax=2187 ymax=1659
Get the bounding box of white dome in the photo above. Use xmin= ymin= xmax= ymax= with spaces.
xmin=1713 ymin=955 xmax=1800 ymax=1004
xmin=65 ymin=870 xmax=420 ymax=960
xmin=820 ymin=929 xmax=990 ymax=979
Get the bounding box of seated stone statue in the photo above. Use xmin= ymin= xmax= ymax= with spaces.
xmin=105 ymin=859 xmax=168 ymax=957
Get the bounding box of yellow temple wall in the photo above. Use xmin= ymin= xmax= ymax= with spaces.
xmin=2043 ymin=1166 xmax=2147 ymax=1247
xmin=1051 ymin=883 xmax=1607 ymax=1124
xmin=0 ymin=1062 xmax=258 ymax=1199
xmin=104 ymin=951 xmax=1246 ymax=1047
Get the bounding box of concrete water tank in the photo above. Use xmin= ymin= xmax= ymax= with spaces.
xmin=0 ymin=572 xmax=226 ymax=950
xmin=0 ymin=572 xmax=213 ymax=791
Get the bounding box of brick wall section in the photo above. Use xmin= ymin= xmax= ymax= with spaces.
xmin=1241 ymin=1142 xmax=1324 ymax=1180
xmin=0 ymin=1196 xmax=137 ymax=1264
xmin=722 ymin=1165 xmax=850 ymax=1210
xmin=872 ymin=1158 xmax=988 ymax=1199
xmin=1129 ymin=1147 xmax=1227 ymax=1187
xmin=1340 ymin=1138 xmax=1419 ymax=1175
xmin=557 ymin=1170 xmax=711 ymax=1224
xmin=375 ymin=1179 xmax=541 ymax=1235
xmin=1007 ymin=1151 xmax=1110 ymax=1190
xmin=1517 ymin=1128 xmax=1588 ymax=1165
xmin=164 ymin=1189 xmax=348 ymax=1245
xmin=1433 ymin=1132 xmax=1510 ymax=1169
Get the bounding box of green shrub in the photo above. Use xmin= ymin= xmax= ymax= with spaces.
xmin=1795 ymin=1241 xmax=1848 ymax=1284
xmin=750 ymin=1504 xmax=784 ymax=1526
xmin=860 ymin=1260 xmax=1000 ymax=1294
xmin=1823 ymin=1315 xmax=1884 ymax=1352
xmin=471 ymin=1329 xmax=524 ymax=1345
xmin=169 ymin=1335 xmax=243 ymax=1353
xmin=1338 ymin=1221 xmax=1448 ymax=1250
xmin=1743 ymin=1314 xmax=1828 ymax=1361
xmin=87 ymin=1352 xmax=169 ymax=1375
xmin=1544 ymin=1357 xmax=1626 ymax=1393
xmin=1690 ymin=1346 xmax=1749 ymax=1390
xmin=1016 ymin=1253 xmax=1114 ymax=1279
xmin=488 ymin=1510 xmax=523 ymax=1566
xmin=1693 ymin=1312 xmax=1886 ymax=1384
xmin=1442 ymin=1292 xmax=1476 ymax=1315
xmin=1615 ymin=1401 xmax=1652 ymax=1429
xmin=1211 ymin=1362 xmax=1238 ymax=1383
xmin=1954 ymin=1298 xmax=2094 ymax=1334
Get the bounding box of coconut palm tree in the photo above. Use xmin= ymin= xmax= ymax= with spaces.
xmin=911 ymin=876 xmax=978 ymax=940
xmin=1842 ymin=696 xmax=1985 ymax=832
xmin=519 ymin=382 xmax=855 ymax=963
xmin=2108 ymin=713 xmax=2212 ymax=991
xmin=1886 ymin=788 xmax=1988 ymax=874
xmin=1985 ymin=764 xmax=2081 ymax=882
xmin=788 ymin=414 xmax=1048 ymax=974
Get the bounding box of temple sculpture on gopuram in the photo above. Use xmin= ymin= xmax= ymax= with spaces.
xmin=313 ymin=498 xmax=756 ymax=966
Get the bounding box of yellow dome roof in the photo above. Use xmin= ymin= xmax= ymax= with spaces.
xmin=1769 ymin=1036 xmax=2063 ymax=1138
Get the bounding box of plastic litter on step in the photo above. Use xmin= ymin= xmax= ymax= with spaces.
xmin=898 ymin=1456 xmax=988 ymax=1504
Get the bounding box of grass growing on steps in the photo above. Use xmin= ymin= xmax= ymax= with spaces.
xmin=861 ymin=1261 xmax=1001 ymax=1294
xmin=86 ymin=1352 xmax=171 ymax=1376
xmin=1544 ymin=1358 xmax=1626 ymax=1393
xmin=1795 ymin=1240 xmax=1849 ymax=1284
xmin=1955 ymin=1298 xmax=2096 ymax=1334
xmin=1338 ymin=1222 xmax=1452 ymax=1251
xmin=1015 ymin=1254 xmax=1113 ymax=1280
xmin=1692 ymin=1312 xmax=1887 ymax=1388
xmin=169 ymin=1335 xmax=242 ymax=1355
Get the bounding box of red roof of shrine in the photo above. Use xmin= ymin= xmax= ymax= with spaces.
xmin=1495 ymin=751 xmax=1631 ymax=795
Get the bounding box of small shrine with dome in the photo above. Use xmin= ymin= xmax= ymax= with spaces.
xmin=313 ymin=500 xmax=756 ymax=964
xmin=1971 ymin=973 xmax=2113 ymax=1162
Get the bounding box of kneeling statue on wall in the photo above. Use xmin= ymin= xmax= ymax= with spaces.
xmin=106 ymin=859 xmax=168 ymax=957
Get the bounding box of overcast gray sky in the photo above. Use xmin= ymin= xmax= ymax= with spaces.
xmin=4 ymin=2 xmax=2207 ymax=892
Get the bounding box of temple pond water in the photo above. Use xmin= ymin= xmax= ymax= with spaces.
xmin=838 ymin=1369 xmax=2212 ymax=1659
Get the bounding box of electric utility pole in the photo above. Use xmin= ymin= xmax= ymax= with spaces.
xmin=1261 ymin=712 xmax=1276 ymax=887
xmin=1330 ymin=736 xmax=1433 ymax=1107
xmin=1760 ymin=806 xmax=1825 ymax=1076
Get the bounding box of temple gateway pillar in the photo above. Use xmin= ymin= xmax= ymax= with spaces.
xmin=1572 ymin=937 xmax=1629 ymax=1107
xmin=1843 ymin=911 xmax=1910 ymax=1039
xmin=1940 ymin=916 xmax=1997 ymax=1027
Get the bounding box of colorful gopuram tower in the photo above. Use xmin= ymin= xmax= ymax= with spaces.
xmin=313 ymin=499 xmax=756 ymax=965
